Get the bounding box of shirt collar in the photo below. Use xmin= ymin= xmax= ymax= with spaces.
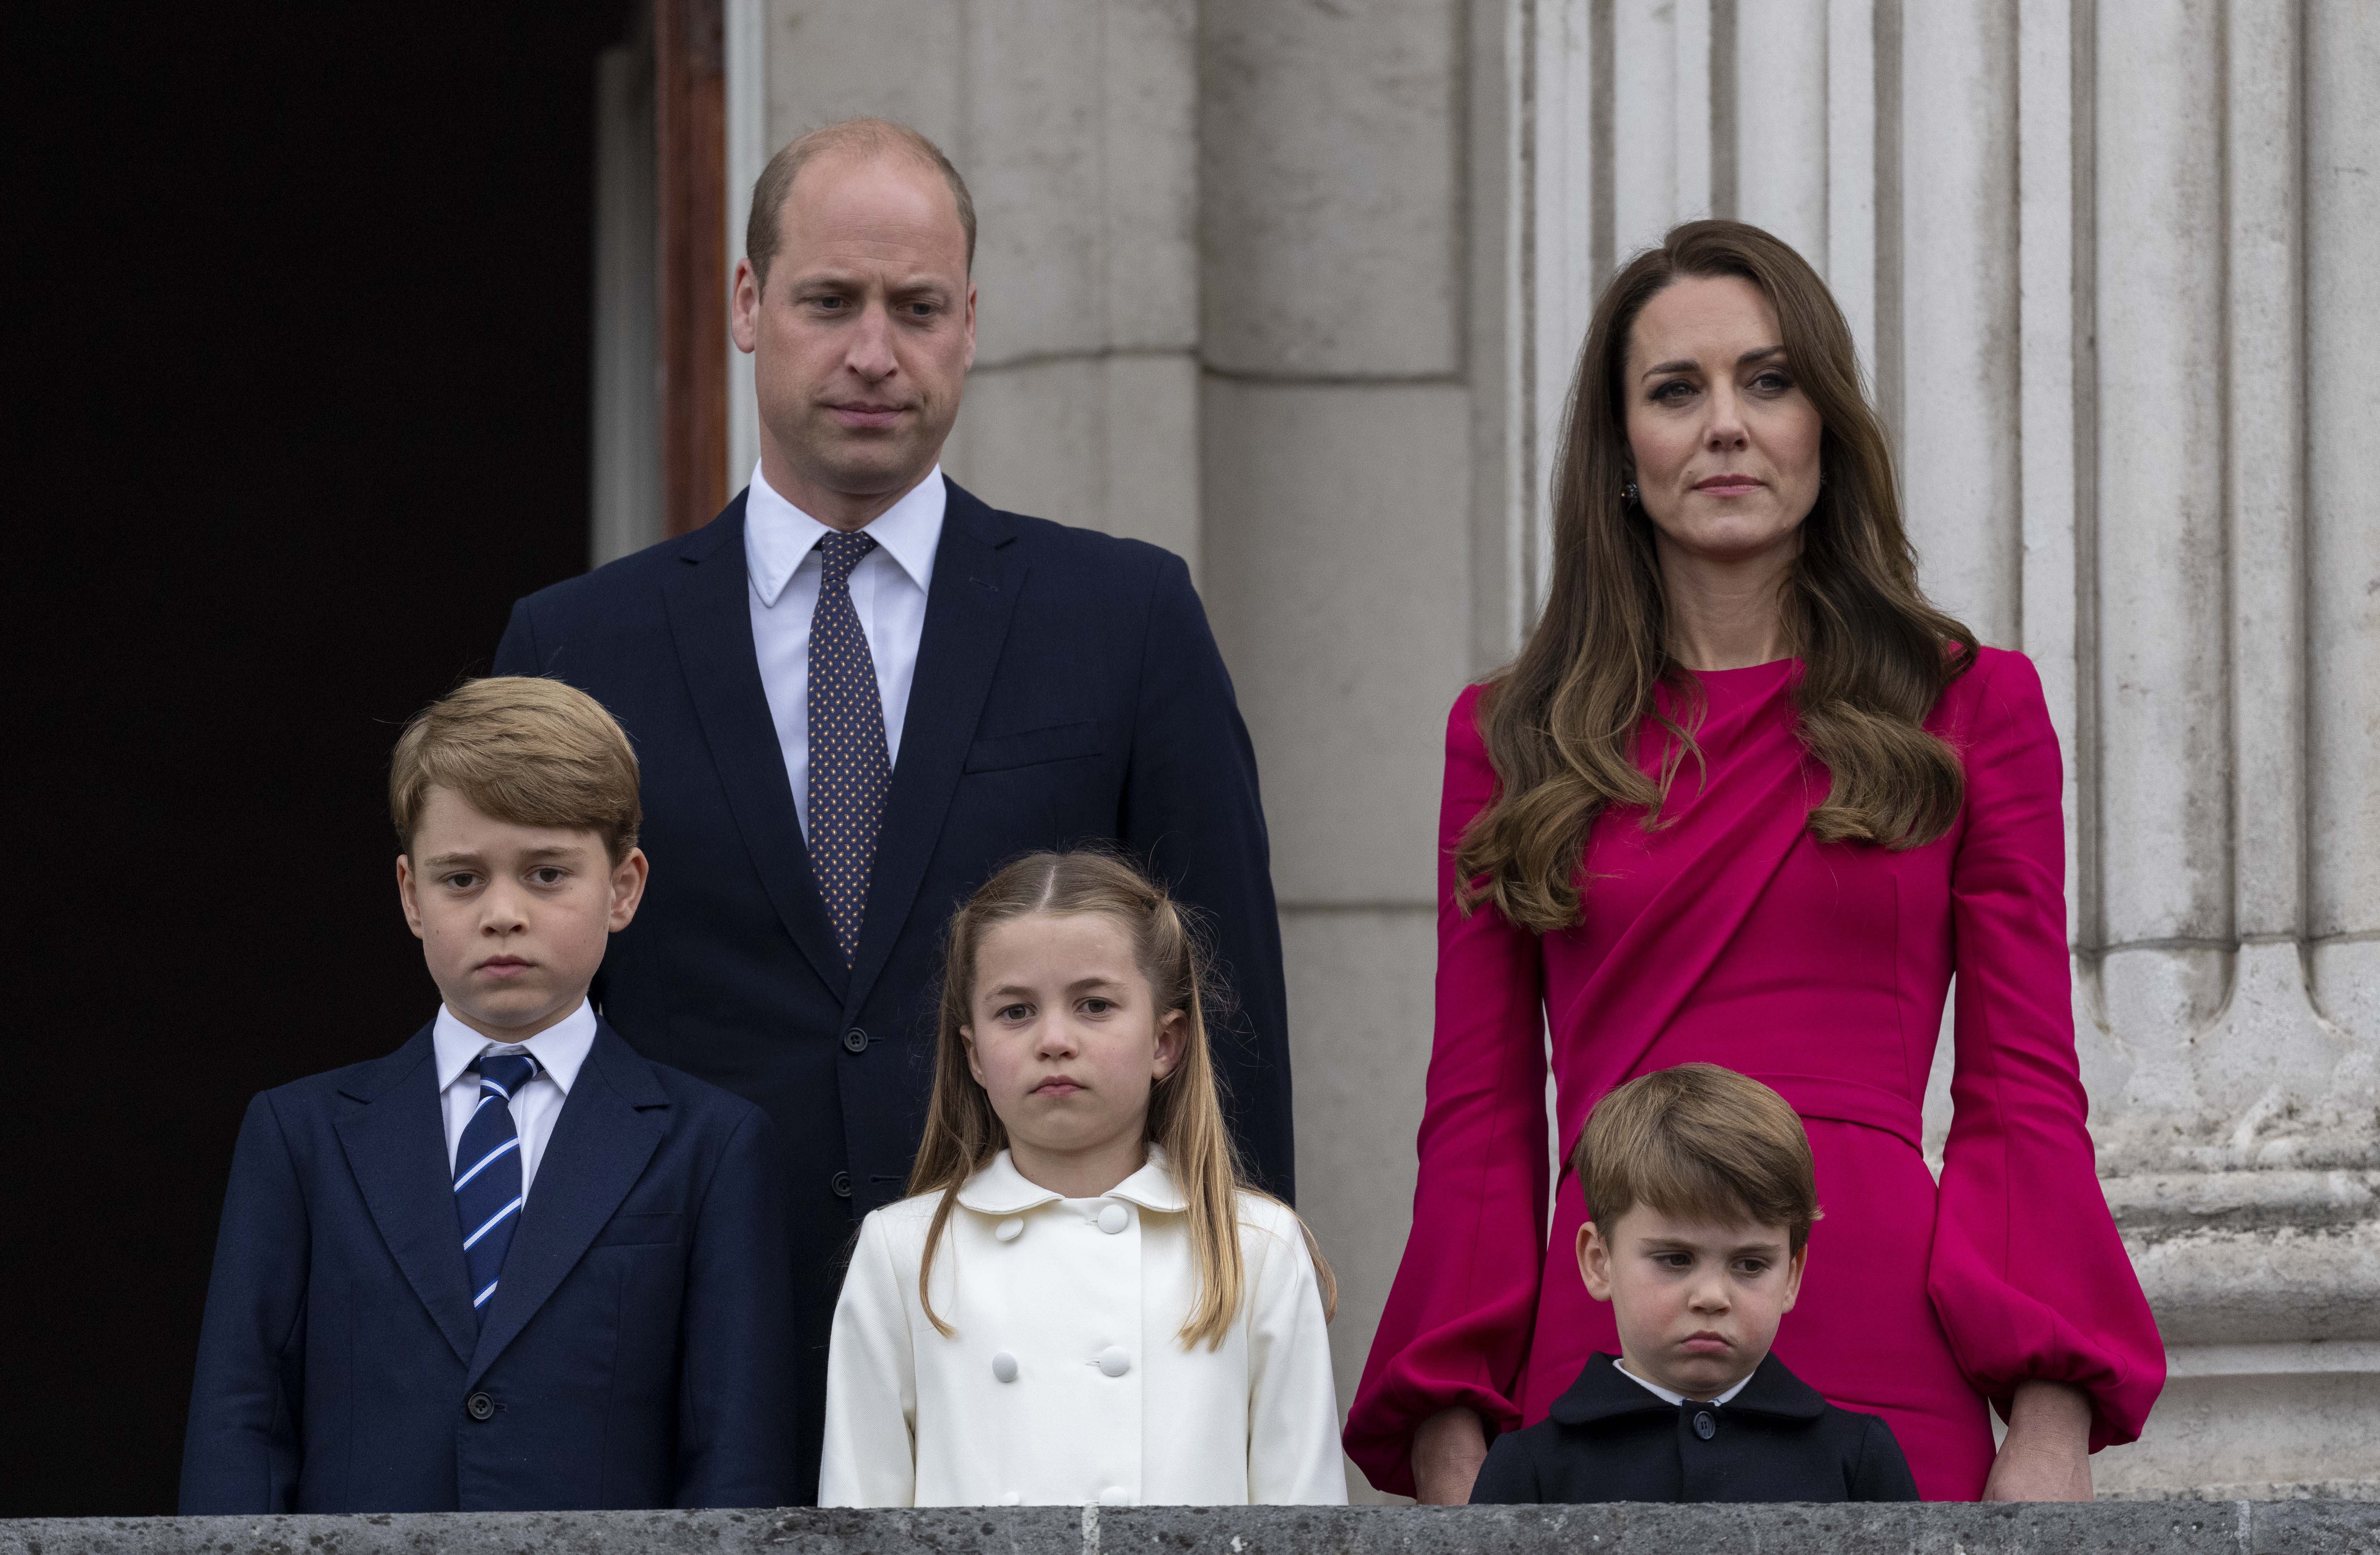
xmin=953 ymin=1145 xmax=1189 ymax=1216
xmin=432 ymin=1000 xmax=597 ymax=1096
xmin=743 ymin=462 xmax=946 ymax=608
xmin=1615 ymin=1356 xmax=1754 ymax=1408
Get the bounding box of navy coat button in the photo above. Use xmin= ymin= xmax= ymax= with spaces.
xmin=1694 ymin=1410 xmax=1716 ymax=1440
xmin=831 ymin=1170 xmax=854 ymax=1198
xmin=842 ymin=1027 xmax=870 ymax=1053
xmin=465 ymin=1391 xmax=496 ymax=1422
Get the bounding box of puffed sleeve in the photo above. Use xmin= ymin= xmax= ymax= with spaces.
xmin=1928 ymin=649 xmax=2165 ymax=1448
xmin=1240 ymin=1203 xmax=1348 ymax=1504
xmin=1342 ymin=686 xmax=1550 ymax=1496
xmin=818 ymin=1208 xmax=919 ymax=1507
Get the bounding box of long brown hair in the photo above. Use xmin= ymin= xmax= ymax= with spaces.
xmin=1458 ymin=220 xmax=1977 ymax=933
xmin=908 ymin=850 xmax=1335 ymax=1348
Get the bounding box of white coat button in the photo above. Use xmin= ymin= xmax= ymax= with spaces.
xmin=1097 ymin=1344 xmax=1131 ymax=1377
xmin=992 ymin=1351 xmax=1019 ymax=1383
xmin=1000 ymin=1492 xmax=1023 ymax=1506
xmin=995 ymin=1217 xmax=1024 ymax=1243
xmin=1097 ymin=1202 xmax=1130 ymax=1234
xmin=1098 ymin=1487 xmax=1131 ymax=1507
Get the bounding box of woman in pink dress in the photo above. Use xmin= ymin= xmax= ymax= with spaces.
xmin=1343 ymin=221 xmax=2163 ymax=1503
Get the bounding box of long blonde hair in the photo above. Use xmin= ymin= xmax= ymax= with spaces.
xmin=908 ymin=850 xmax=1335 ymax=1348
xmin=1457 ymin=220 xmax=1977 ymax=933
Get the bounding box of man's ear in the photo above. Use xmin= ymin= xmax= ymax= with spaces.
xmin=1151 ymin=1008 xmax=1188 ymax=1081
xmin=607 ymin=846 xmax=650 ymax=932
xmin=961 ymin=279 xmax=977 ymax=373
xmin=1576 ymin=1221 xmax=1616 ymax=1303
xmin=396 ymin=853 xmax=426 ymax=941
xmin=730 ymin=257 xmax=762 ymax=353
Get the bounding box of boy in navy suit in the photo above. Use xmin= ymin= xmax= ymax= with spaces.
xmin=1470 ymin=1065 xmax=1917 ymax=1504
xmin=181 ymin=677 xmax=796 ymax=1513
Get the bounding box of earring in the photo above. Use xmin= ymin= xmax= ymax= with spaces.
xmin=1621 ymin=482 xmax=1640 ymax=507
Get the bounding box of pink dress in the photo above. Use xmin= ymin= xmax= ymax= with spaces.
xmin=1343 ymin=649 xmax=2163 ymax=1501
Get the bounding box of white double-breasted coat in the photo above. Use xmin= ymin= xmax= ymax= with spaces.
xmin=819 ymin=1148 xmax=1346 ymax=1507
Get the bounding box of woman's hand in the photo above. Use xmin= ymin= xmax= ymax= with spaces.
xmin=1412 ymin=1406 xmax=1489 ymax=1504
xmin=1981 ymin=1379 xmax=2094 ymax=1501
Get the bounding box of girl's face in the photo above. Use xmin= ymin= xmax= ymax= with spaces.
xmin=962 ymin=911 xmax=1187 ymax=1172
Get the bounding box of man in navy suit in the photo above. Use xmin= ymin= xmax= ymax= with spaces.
xmin=181 ymin=678 xmax=795 ymax=1513
xmin=493 ymin=118 xmax=1294 ymax=1498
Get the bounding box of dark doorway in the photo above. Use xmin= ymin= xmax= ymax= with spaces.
xmin=9 ymin=2 xmax=635 ymax=1514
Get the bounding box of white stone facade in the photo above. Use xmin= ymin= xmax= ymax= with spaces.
xmin=737 ymin=0 xmax=2379 ymax=1501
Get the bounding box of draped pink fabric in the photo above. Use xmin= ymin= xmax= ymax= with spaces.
xmin=1343 ymin=648 xmax=2163 ymax=1501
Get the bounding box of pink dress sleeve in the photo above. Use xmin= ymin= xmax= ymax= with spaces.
xmin=1341 ymin=686 xmax=1549 ymax=1495
xmin=1927 ymin=649 xmax=2165 ymax=1449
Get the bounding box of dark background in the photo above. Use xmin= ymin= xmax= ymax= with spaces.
xmin=10 ymin=3 xmax=636 ymax=1514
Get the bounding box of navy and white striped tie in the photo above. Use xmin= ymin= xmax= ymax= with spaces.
xmin=453 ymin=1051 xmax=540 ymax=1321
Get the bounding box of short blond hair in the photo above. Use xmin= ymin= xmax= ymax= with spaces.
xmin=390 ymin=677 xmax=641 ymax=864
xmin=1574 ymin=1064 xmax=1822 ymax=1253
xmin=746 ymin=117 xmax=977 ymax=286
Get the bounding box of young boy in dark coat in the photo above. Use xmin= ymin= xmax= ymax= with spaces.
xmin=180 ymin=678 xmax=797 ymax=1513
xmin=1470 ymin=1064 xmax=1917 ymax=1504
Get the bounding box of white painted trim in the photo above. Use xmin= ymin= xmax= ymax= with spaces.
xmin=2164 ymin=1341 xmax=2380 ymax=1379
xmin=723 ymin=0 xmax=767 ymax=498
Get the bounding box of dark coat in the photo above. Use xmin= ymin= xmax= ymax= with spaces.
xmin=1469 ymin=1352 xmax=1920 ymax=1504
xmin=492 ymin=478 xmax=1294 ymax=1499
xmin=179 ymin=1021 xmax=796 ymax=1514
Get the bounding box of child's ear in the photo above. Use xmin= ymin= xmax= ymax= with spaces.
xmin=1151 ymin=1008 xmax=1189 ymax=1080
xmin=395 ymin=854 xmax=426 ymax=941
xmin=961 ymin=1027 xmax=987 ymax=1089
xmin=1576 ymin=1221 xmax=1615 ymax=1303
xmin=1780 ymin=1242 xmax=1808 ymax=1314
xmin=607 ymin=846 xmax=650 ymax=932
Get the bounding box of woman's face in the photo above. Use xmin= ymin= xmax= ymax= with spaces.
xmin=1620 ymin=274 xmax=1824 ymax=568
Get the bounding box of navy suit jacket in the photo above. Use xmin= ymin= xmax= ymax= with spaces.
xmin=179 ymin=1020 xmax=797 ymax=1513
xmin=491 ymin=479 xmax=1294 ymax=1496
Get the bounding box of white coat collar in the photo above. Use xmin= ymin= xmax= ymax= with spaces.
xmin=954 ymin=1146 xmax=1189 ymax=1215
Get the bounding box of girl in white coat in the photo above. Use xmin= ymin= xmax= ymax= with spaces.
xmin=820 ymin=851 xmax=1346 ymax=1508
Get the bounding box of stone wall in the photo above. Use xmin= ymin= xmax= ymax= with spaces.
xmin=15 ymin=1504 xmax=2380 ymax=1555
xmin=746 ymin=0 xmax=2380 ymax=1503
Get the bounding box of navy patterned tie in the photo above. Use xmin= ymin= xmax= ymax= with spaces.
xmin=453 ymin=1051 xmax=540 ymax=1322
xmin=808 ymin=530 xmax=891 ymax=964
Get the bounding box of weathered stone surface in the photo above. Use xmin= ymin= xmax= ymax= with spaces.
xmin=12 ymin=1504 xmax=2380 ymax=1555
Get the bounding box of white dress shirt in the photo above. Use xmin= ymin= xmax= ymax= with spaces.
xmin=744 ymin=462 xmax=945 ymax=837
xmin=820 ymin=1148 xmax=1347 ymax=1508
xmin=432 ymin=1000 xmax=597 ymax=1202
xmin=1615 ymin=1355 xmax=1754 ymax=1408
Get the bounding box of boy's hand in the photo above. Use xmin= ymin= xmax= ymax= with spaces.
xmin=1412 ymin=1406 xmax=1488 ymax=1504
xmin=1981 ymin=1379 xmax=2094 ymax=1501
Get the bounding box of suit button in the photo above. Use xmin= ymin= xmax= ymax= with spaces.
xmin=996 ymin=1217 xmax=1025 ymax=1242
xmin=465 ymin=1391 xmax=496 ymax=1422
xmin=1694 ymin=1410 xmax=1716 ymax=1440
xmin=992 ymin=1351 xmax=1019 ymax=1383
xmin=1097 ymin=1345 xmax=1131 ymax=1378
xmin=842 ymin=1027 xmax=869 ymax=1053
xmin=1098 ymin=1487 xmax=1130 ymax=1507
xmin=1097 ymin=1202 xmax=1130 ymax=1234
xmin=830 ymin=1170 xmax=853 ymax=1198
xmin=1000 ymin=1492 xmax=1023 ymax=1506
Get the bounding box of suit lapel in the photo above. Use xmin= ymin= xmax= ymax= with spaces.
xmin=465 ymin=1022 xmax=667 ymax=1387
xmin=846 ymin=481 xmax=1026 ymax=1015
xmin=661 ymin=495 xmax=850 ymax=999
xmin=334 ymin=1026 xmax=479 ymax=1368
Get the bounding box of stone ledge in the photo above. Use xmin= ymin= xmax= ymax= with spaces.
xmin=9 ymin=1504 xmax=2380 ymax=1555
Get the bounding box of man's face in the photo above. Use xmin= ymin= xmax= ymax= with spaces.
xmin=395 ymin=786 xmax=647 ymax=1042
xmin=730 ymin=149 xmax=976 ymax=517
xmin=1577 ymin=1203 xmax=1805 ymax=1400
